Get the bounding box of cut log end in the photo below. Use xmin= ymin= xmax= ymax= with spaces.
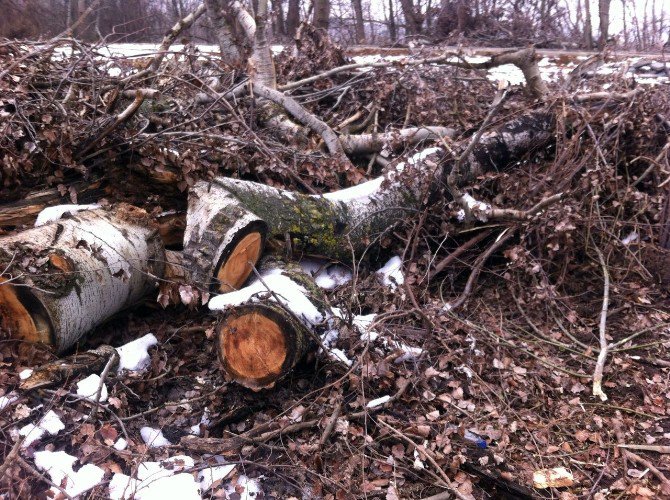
xmin=0 ymin=278 xmax=53 ymax=345
xmin=215 ymin=231 xmax=263 ymax=293
xmin=217 ymin=303 xmax=310 ymax=391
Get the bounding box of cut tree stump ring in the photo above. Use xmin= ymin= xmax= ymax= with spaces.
xmin=218 ymin=302 xmax=312 ymax=390
xmin=214 ymin=226 xmax=264 ymax=293
xmin=0 ymin=277 xmax=53 ymax=344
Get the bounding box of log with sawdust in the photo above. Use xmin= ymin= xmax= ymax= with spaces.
xmin=183 ymin=111 xmax=555 ymax=293
xmin=0 ymin=204 xmax=165 ymax=352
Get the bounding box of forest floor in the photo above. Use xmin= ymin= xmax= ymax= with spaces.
xmin=1 ymin=39 xmax=670 ymax=500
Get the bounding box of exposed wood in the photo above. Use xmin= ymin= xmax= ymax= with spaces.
xmin=214 ymin=260 xmax=328 ymax=390
xmin=182 ymin=181 xmax=268 ymax=292
xmin=0 ymin=205 xmax=165 ymax=352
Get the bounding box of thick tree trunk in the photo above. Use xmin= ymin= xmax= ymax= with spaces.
xmin=183 ymin=112 xmax=555 ymax=290
xmin=584 ymin=0 xmax=594 ymax=49
xmin=388 ymin=0 xmax=397 ymax=42
xmin=352 ymin=0 xmax=366 ymax=43
xmin=598 ymin=0 xmax=611 ymax=50
xmin=286 ymin=0 xmax=300 ymax=37
xmin=312 ymin=0 xmax=330 ymax=30
xmin=205 ymin=0 xmax=245 ymax=65
xmin=399 ymin=0 xmax=422 ymax=36
xmin=0 ymin=205 xmax=165 ymax=352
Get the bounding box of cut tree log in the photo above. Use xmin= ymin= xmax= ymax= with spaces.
xmin=0 ymin=204 xmax=165 ymax=352
xmin=184 ymin=111 xmax=555 ymax=290
xmin=210 ymin=259 xmax=330 ymax=390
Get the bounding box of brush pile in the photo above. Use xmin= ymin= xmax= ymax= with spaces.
xmin=1 ymin=34 xmax=670 ymax=499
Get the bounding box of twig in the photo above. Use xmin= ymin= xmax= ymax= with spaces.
xmin=377 ymin=419 xmax=470 ymax=500
xmin=88 ymin=348 xmax=119 ymax=419
xmin=429 ymin=229 xmax=493 ymax=279
xmin=617 ymin=444 xmax=670 ymax=454
xmin=592 ymin=244 xmax=610 ymax=402
xmin=318 ymin=400 xmax=342 ymax=447
xmin=17 ymin=456 xmax=74 ymax=500
xmin=252 ymin=83 xmax=354 ymax=167
xmin=0 ymin=439 xmax=22 ymax=476
xmin=443 ymin=228 xmax=516 ymax=312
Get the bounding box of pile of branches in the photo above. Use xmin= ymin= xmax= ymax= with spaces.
xmin=1 ymin=27 xmax=670 ymax=499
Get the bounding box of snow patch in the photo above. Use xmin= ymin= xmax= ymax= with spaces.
xmin=329 ymin=348 xmax=353 ymax=366
xmin=189 ymin=408 xmax=211 ymax=436
xmin=19 ymin=410 xmax=65 ymax=448
xmin=209 ymin=268 xmax=325 ymax=325
xmin=34 ymin=450 xmax=105 ymax=497
xmin=376 ymin=256 xmax=405 ymax=289
xmin=0 ymin=393 xmax=17 ymax=411
xmin=140 ymin=427 xmax=172 ymax=447
xmin=299 ymin=259 xmax=352 ymax=289
xmin=76 ymin=374 xmax=108 ymax=402
xmin=116 ymin=334 xmax=158 ymax=372
xmin=35 ymin=204 xmax=101 ymax=226
xmin=320 ymin=177 xmax=384 ymax=202
xmin=110 ymin=455 xmax=200 ymax=500
xmin=199 ymin=464 xmax=236 ymax=491
xmin=224 ymin=475 xmax=262 ymax=500
xmin=19 ymin=369 xmax=33 ymax=380
xmin=114 ymin=437 xmax=128 ymax=450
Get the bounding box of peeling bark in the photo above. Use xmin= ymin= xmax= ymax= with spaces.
xmin=0 ymin=205 xmax=165 ymax=352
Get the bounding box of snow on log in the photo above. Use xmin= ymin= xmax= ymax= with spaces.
xmin=210 ymin=259 xmax=331 ymax=390
xmin=0 ymin=204 xmax=165 ymax=352
xmin=184 ymin=111 xmax=555 ymax=285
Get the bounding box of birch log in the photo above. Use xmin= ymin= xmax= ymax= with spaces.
xmin=0 ymin=204 xmax=165 ymax=352
xmin=210 ymin=259 xmax=329 ymax=390
xmin=184 ymin=111 xmax=555 ymax=290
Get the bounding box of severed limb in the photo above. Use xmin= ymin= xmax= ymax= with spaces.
xmin=0 ymin=204 xmax=165 ymax=352
xmin=183 ymin=111 xmax=556 ymax=291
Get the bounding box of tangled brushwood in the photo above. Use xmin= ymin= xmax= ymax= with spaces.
xmin=1 ymin=27 xmax=670 ymax=500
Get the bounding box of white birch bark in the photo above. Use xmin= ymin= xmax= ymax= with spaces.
xmin=0 ymin=205 xmax=165 ymax=352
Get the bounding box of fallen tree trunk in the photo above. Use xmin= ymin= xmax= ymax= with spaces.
xmin=0 ymin=204 xmax=165 ymax=352
xmin=184 ymin=111 xmax=555 ymax=290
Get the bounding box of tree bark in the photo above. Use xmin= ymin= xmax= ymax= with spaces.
xmin=399 ymin=0 xmax=422 ymax=36
xmin=0 ymin=205 xmax=165 ymax=352
xmin=286 ymin=0 xmax=300 ymax=37
xmin=205 ymin=0 xmax=245 ymax=66
xmin=312 ymin=0 xmax=330 ymax=30
xmin=598 ymin=0 xmax=611 ymax=50
xmin=388 ymin=0 xmax=397 ymax=42
xmin=584 ymin=0 xmax=594 ymax=49
xmin=352 ymin=0 xmax=366 ymax=43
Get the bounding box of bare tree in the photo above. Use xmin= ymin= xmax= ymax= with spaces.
xmin=352 ymin=0 xmax=365 ymax=42
xmin=584 ymin=0 xmax=594 ymax=49
xmin=285 ymin=0 xmax=299 ymax=36
xmin=598 ymin=0 xmax=611 ymax=49
xmin=400 ymin=0 xmax=422 ymax=36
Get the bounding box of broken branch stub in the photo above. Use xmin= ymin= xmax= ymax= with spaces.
xmin=0 ymin=205 xmax=165 ymax=352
